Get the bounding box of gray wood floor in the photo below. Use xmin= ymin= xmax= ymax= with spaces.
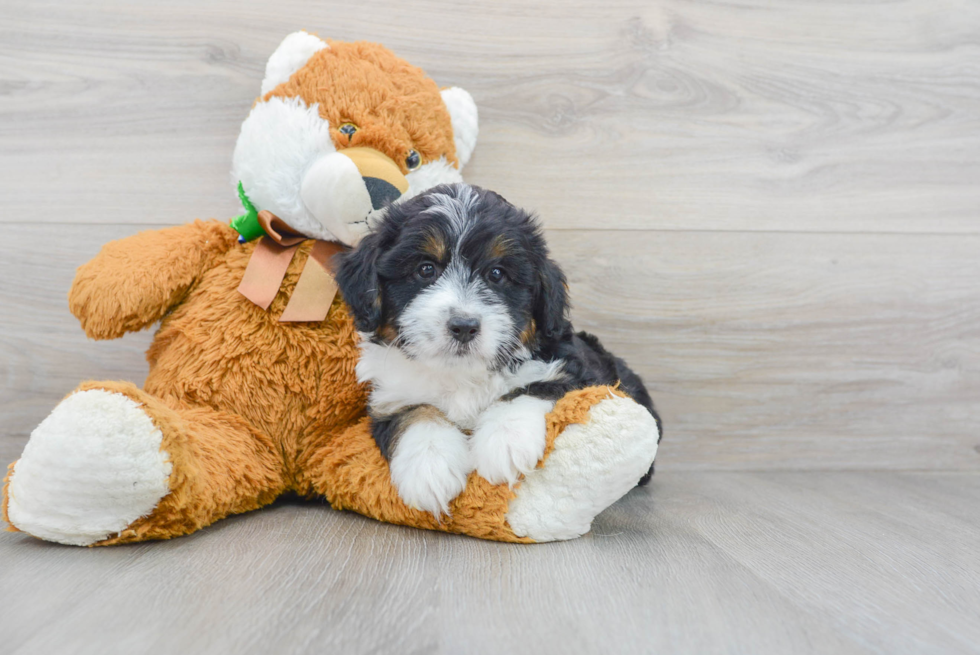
xmin=3 ymin=472 xmax=979 ymax=654
xmin=1 ymin=0 xmax=978 ymax=653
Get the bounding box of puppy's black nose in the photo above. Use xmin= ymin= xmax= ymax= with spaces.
xmin=448 ymin=316 xmax=480 ymax=344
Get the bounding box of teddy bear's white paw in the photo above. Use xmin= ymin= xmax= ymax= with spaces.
xmin=470 ymin=396 xmax=554 ymax=487
xmin=389 ymin=420 xmax=470 ymax=518
xmin=506 ymin=394 xmax=660 ymax=542
xmin=6 ymin=390 xmax=172 ymax=546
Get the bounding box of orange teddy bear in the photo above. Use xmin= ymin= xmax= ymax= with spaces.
xmin=2 ymin=32 xmax=659 ymax=546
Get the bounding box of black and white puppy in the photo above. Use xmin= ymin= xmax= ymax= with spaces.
xmin=336 ymin=183 xmax=661 ymax=516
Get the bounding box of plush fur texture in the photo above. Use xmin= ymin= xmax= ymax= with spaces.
xmin=298 ymin=149 xmax=375 ymax=244
xmin=439 ymin=87 xmax=478 ymax=168
xmin=6 ymin=390 xmax=172 ymax=546
xmin=260 ymin=31 xmax=328 ymax=96
xmin=507 ymin=394 xmax=661 ymax=541
xmin=298 ymin=385 xmax=644 ymax=543
xmin=2 ymin=253 xmax=647 ymax=545
xmin=233 ymin=33 xmax=475 ymax=246
xmin=2 ymin=193 xmax=657 ymax=547
xmin=233 ymin=95 xmax=340 ymax=242
xmin=265 ymin=39 xmax=459 ymax=175
xmin=1 ymin=240 xmax=656 ymax=543
xmin=2 ymin=35 xmax=660 ymax=546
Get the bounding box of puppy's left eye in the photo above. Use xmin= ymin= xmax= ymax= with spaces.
xmin=417 ymin=261 xmax=437 ymax=279
xmin=487 ymin=267 xmax=505 ymax=284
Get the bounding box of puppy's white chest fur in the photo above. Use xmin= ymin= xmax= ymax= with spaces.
xmin=357 ymin=337 xmax=562 ymax=429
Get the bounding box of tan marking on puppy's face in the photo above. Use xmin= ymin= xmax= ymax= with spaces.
xmin=489 ymin=235 xmax=512 ymax=260
xmin=422 ymin=232 xmax=447 ymax=262
xmin=520 ymin=319 xmax=537 ymax=345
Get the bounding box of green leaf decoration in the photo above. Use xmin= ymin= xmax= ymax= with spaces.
xmin=229 ymin=181 xmax=266 ymax=242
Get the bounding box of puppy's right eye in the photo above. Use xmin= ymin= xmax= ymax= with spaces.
xmin=417 ymin=261 xmax=437 ymax=279
xmin=487 ymin=266 xmax=505 ymax=284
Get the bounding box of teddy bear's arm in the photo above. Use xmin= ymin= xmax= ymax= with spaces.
xmin=69 ymin=220 xmax=240 ymax=340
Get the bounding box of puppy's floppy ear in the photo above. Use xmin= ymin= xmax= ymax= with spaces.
xmin=336 ymin=230 xmax=384 ymax=332
xmin=533 ymin=255 xmax=569 ymax=340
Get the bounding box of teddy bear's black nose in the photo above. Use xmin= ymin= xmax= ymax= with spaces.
xmin=363 ymin=177 xmax=403 ymax=210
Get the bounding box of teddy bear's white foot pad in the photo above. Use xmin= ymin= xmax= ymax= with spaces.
xmin=506 ymin=395 xmax=660 ymax=542
xmin=6 ymin=390 xmax=172 ymax=546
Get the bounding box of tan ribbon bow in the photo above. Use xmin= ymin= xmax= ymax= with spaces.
xmin=237 ymin=210 xmax=346 ymax=323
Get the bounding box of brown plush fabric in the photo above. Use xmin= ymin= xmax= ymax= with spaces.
xmin=2 ymin=40 xmax=629 ymax=545
xmin=77 ymin=381 xmax=285 ymax=546
xmin=1 ymin=462 xmax=15 ymax=532
xmin=4 ymin=219 xmax=623 ymax=544
xmin=267 ymin=40 xmax=458 ymax=173
xmin=297 ymin=386 xmax=627 ymax=544
xmin=15 ymin=217 xmax=615 ymax=544
xmin=70 ymin=220 xmax=240 ymax=340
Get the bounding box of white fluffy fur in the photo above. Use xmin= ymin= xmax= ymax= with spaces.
xmin=357 ymin=339 xmax=562 ymax=431
xmin=470 ymin=396 xmax=555 ymax=486
xmin=388 ymin=419 xmax=470 ymax=516
xmin=6 ymin=390 xmax=172 ymax=546
xmin=403 ymin=157 xmax=464 ymax=200
xmin=260 ymin=31 xmax=328 ymax=96
xmin=300 ymin=152 xmax=375 ymax=245
xmin=440 ymin=87 xmax=479 ymax=168
xmin=506 ymin=395 xmax=660 ymax=542
xmin=232 ymin=101 xmax=468 ymax=246
xmin=397 ymin=264 xmax=513 ymax=365
xmin=236 ymin=36 xmax=478 ymax=244
xmin=232 ymin=96 xmax=339 ymax=242
xmin=424 ymin=185 xmax=481 ymax=238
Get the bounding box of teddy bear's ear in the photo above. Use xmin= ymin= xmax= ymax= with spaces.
xmin=260 ymin=31 xmax=328 ymax=96
xmin=441 ymin=87 xmax=479 ymax=169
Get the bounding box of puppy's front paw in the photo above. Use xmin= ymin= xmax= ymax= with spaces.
xmin=471 ymin=396 xmax=556 ymax=486
xmin=388 ymin=421 xmax=470 ymax=517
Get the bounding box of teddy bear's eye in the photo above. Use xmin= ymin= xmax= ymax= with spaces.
xmin=339 ymin=123 xmax=358 ymax=140
xmin=405 ymin=149 xmax=421 ymax=171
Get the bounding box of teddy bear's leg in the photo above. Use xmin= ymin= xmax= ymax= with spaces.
xmin=296 ymin=386 xmax=659 ymax=543
xmin=3 ymin=381 xmax=286 ymax=546
xmin=504 ymin=390 xmax=660 ymax=541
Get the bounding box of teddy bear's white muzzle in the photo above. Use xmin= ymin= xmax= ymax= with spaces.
xmin=301 ymin=147 xmax=408 ymax=245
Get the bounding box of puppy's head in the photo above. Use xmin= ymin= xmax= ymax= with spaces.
xmin=337 ymin=183 xmax=569 ymax=369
